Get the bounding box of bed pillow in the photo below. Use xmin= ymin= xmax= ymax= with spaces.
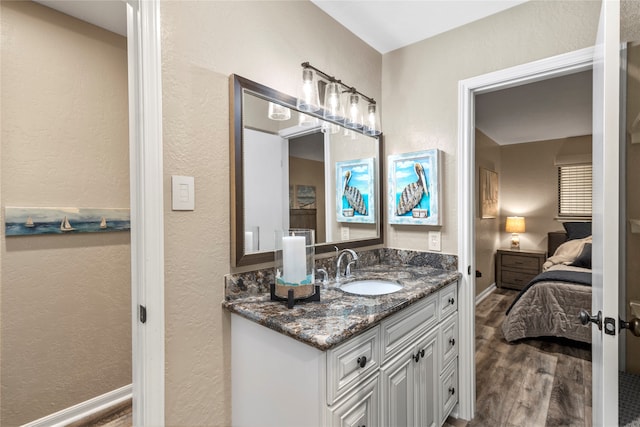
xmin=570 ymin=243 xmax=592 ymax=269
xmin=543 ymin=235 xmax=592 ymax=271
xmin=563 ymin=222 xmax=592 ymax=240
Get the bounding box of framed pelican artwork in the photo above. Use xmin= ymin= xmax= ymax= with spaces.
xmin=335 ymin=158 xmax=375 ymax=224
xmin=388 ymin=149 xmax=441 ymax=225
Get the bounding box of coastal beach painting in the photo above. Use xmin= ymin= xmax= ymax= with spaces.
xmin=336 ymin=158 xmax=375 ymax=224
xmin=5 ymin=207 xmax=130 ymax=236
xmin=388 ymin=149 xmax=441 ymax=225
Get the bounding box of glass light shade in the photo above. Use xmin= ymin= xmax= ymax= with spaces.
xmin=268 ymin=102 xmax=291 ymax=121
xmin=296 ymin=68 xmax=320 ymax=113
xmin=321 ymin=120 xmax=340 ymax=134
xmin=274 ymin=229 xmax=315 ymax=299
xmin=363 ymin=102 xmax=382 ymax=136
xmin=344 ymin=93 xmax=364 ymax=129
xmin=323 ymin=82 xmax=344 ymax=122
xmin=505 ymin=216 xmax=526 ymax=233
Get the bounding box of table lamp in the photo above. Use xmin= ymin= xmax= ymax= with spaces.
xmin=506 ymin=216 xmax=525 ymax=250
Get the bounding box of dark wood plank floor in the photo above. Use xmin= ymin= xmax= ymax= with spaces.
xmin=470 ymin=287 xmax=592 ymax=427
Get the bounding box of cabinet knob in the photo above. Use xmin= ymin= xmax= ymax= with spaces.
xmin=357 ymin=356 xmax=367 ymax=368
xmin=413 ymin=353 xmax=420 ymax=363
xmin=420 ymin=349 xmax=425 ymax=358
xmin=449 ymin=386 xmax=456 ymax=396
xmin=448 ymin=297 xmax=455 ymax=305
xmin=449 ymin=338 xmax=456 ymax=347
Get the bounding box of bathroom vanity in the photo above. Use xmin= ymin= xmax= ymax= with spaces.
xmin=224 ymin=264 xmax=460 ymax=427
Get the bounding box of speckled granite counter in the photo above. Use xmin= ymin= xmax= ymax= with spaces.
xmin=222 ymin=262 xmax=461 ymax=351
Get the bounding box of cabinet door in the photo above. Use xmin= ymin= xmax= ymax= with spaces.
xmin=329 ymin=373 xmax=379 ymax=427
xmin=380 ymin=347 xmax=415 ymax=427
xmin=414 ymin=330 xmax=438 ymax=427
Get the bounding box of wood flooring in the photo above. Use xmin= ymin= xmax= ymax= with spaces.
xmin=471 ymin=287 xmax=592 ymax=427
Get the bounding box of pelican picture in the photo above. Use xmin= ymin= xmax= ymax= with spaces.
xmin=388 ymin=149 xmax=441 ymax=225
xmin=335 ymin=158 xmax=375 ymax=224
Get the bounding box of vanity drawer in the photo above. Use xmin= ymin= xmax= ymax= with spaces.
xmin=439 ymin=282 xmax=457 ymax=320
xmin=380 ymin=292 xmax=438 ymax=364
xmin=440 ymin=314 xmax=458 ymax=369
xmin=440 ymin=358 xmax=458 ymax=424
xmin=327 ymin=326 xmax=380 ymax=405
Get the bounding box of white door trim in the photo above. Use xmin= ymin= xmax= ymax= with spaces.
xmin=126 ymin=0 xmax=165 ymax=425
xmin=456 ymin=46 xmax=594 ymax=421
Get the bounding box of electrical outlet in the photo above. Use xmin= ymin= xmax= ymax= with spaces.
xmin=341 ymin=227 xmax=350 ymax=240
xmin=428 ymin=231 xmax=441 ymax=252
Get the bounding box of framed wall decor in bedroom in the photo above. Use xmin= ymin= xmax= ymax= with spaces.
xmin=479 ymin=167 xmax=499 ymax=219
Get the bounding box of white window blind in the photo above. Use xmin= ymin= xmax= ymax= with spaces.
xmin=558 ymin=164 xmax=592 ymax=217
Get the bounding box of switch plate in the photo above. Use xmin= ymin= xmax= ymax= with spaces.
xmin=341 ymin=226 xmax=350 ymax=240
xmin=428 ymin=231 xmax=441 ymax=252
xmin=172 ymin=175 xmax=195 ymax=211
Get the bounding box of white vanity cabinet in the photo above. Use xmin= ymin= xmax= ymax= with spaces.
xmin=230 ymin=281 xmax=458 ymax=427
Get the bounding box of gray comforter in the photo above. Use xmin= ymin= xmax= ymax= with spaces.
xmin=501 ymin=265 xmax=592 ymax=343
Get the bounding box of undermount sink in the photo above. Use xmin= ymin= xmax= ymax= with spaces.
xmin=339 ymin=280 xmax=403 ymax=296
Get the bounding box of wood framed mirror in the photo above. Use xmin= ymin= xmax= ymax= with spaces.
xmin=230 ymin=75 xmax=383 ymax=266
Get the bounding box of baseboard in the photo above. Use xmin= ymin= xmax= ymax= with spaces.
xmin=23 ymin=384 xmax=132 ymax=427
xmin=475 ymin=283 xmax=496 ymax=305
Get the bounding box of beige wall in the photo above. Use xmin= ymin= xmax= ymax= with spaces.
xmin=0 ymin=2 xmax=130 ymax=425
xmin=382 ymin=0 xmax=601 ymax=255
xmin=500 ymin=135 xmax=592 ymax=251
xmin=475 ymin=130 xmax=501 ymax=296
xmin=626 ymin=43 xmax=640 ymax=374
xmin=160 ymin=1 xmax=381 ymax=425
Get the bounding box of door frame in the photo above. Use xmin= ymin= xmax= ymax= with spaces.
xmin=126 ymin=0 xmax=165 ymax=425
xmin=456 ymin=47 xmax=594 ymax=421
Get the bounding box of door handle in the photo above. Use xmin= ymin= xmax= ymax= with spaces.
xmin=579 ymin=309 xmax=602 ymax=330
xmin=620 ymin=317 xmax=640 ymax=337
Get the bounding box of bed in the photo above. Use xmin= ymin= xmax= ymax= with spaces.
xmin=501 ymin=225 xmax=593 ymax=344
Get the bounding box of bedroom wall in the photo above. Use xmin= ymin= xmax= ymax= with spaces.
xmin=499 ymin=135 xmax=592 ymax=253
xmin=0 ymin=2 xmax=131 ymax=425
xmin=475 ymin=130 xmax=501 ymax=296
xmin=625 ymin=42 xmax=640 ymax=375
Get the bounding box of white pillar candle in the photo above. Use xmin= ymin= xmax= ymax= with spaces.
xmin=282 ymin=235 xmax=306 ymax=284
xmin=245 ymin=231 xmax=253 ymax=252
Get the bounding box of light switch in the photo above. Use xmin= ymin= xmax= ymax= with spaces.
xmin=172 ymin=175 xmax=195 ymax=211
xmin=428 ymin=231 xmax=441 ymax=252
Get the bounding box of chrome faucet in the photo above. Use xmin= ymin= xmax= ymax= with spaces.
xmin=336 ymin=248 xmax=358 ymax=280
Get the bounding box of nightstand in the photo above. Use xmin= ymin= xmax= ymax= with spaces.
xmin=496 ymin=248 xmax=546 ymax=290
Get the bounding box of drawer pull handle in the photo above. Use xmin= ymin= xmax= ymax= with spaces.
xmin=357 ymin=356 xmax=367 ymax=368
xmin=449 ymin=386 xmax=456 ymax=396
xmin=448 ymin=297 xmax=455 ymax=305
xmin=449 ymin=338 xmax=456 ymax=346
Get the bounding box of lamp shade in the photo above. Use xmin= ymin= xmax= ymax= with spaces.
xmin=505 ymin=216 xmax=526 ymax=233
xmin=296 ymin=68 xmax=320 ymax=113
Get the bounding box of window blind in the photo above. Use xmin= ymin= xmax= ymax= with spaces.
xmin=558 ymin=164 xmax=592 ymax=217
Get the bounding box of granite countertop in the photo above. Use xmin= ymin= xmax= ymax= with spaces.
xmin=222 ymin=264 xmax=461 ymax=351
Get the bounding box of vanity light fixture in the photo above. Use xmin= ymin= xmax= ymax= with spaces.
xmin=298 ymin=62 xmax=382 ymax=136
xmin=505 ymin=216 xmax=526 ymax=250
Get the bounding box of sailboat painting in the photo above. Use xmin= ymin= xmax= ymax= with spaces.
xmin=5 ymin=207 xmax=130 ymax=236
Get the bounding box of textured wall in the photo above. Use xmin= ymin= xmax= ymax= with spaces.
xmin=382 ymin=0 xmax=601 ymax=255
xmin=0 ymin=2 xmax=130 ymax=425
xmin=159 ymin=1 xmax=381 ymax=425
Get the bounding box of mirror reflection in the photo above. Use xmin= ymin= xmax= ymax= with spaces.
xmin=231 ymin=75 xmax=383 ymax=266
